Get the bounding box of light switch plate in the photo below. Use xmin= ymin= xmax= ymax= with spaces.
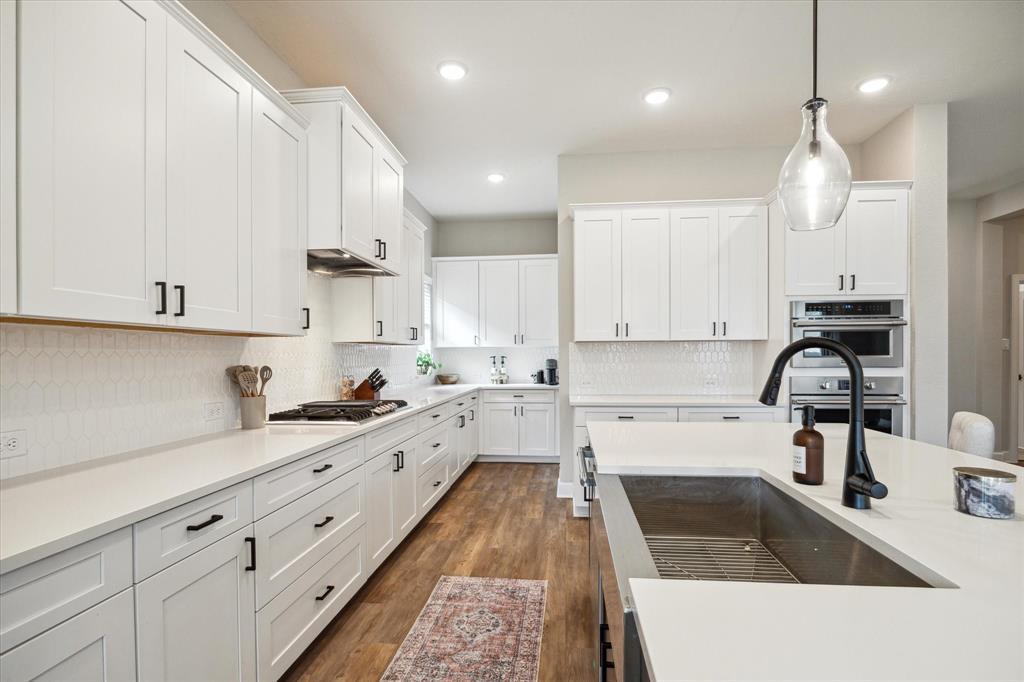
xmin=0 ymin=430 xmax=27 ymax=458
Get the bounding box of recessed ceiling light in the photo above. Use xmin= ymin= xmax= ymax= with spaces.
xmin=857 ymin=77 xmax=890 ymax=94
xmin=643 ymin=87 xmax=671 ymax=105
xmin=487 ymin=173 xmax=506 ymax=184
xmin=438 ymin=61 xmax=467 ymax=81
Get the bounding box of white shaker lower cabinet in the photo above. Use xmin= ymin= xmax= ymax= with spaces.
xmin=364 ymin=450 xmax=397 ymax=572
xmin=394 ymin=441 xmax=419 ymax=540
xmin=0 ymin=589 xmax=137 ymax=682
xmin=481 ymin=391 xmax=556 ymax=458
xmin=135 ymin=528 xmax=256 ymax=682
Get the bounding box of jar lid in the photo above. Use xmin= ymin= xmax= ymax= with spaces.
xmin=953 ymin=466 xmax=1017 ymax=482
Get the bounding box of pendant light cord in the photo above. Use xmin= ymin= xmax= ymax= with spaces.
xmin=812 ymin=0 xmax=818 ymax=99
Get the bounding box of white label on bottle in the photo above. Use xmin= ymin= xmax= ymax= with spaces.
xmin=793 ymin=445 xmax=807 ymax=474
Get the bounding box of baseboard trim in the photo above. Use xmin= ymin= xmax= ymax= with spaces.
xmin=475 ymin=454 xmax=559 ymax=464
xmin=556 ymin=481 xmax=574 ymax=499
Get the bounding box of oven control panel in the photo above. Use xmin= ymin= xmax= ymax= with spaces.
xmin=801 ymin=300 xmax=894 ymax=317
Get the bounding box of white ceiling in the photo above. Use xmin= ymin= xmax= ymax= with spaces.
xmin=227 ymin=0 xmax=1024 ymax=219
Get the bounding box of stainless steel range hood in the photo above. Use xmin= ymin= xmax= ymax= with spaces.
xmin=306 ymin=249 xmax=396 ymax=277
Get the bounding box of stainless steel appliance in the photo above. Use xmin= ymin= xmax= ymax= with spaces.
xmin=267 ymin=400 xmax=408 ymax=425
xmin=790 ymin=376 xmax=905 ymax=436
xmin=790 ymin=300 xmax=906 ymax=368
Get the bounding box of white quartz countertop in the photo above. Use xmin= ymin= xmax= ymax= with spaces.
xmin=0 ymin=383 xmax=506 ymax=573
xmin=586 ymin=421 xmax=1024 ymax=681
xmin=569 ymin=393 xmax=764 ymax=407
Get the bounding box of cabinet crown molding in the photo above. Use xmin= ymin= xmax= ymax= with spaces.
xmin=432 ymin=254 xmax=557 ymax=262
xmin=159 ymin=1 xmax=309 ymax=130
xmin=282 ymin=86 xmax=407 ymax=166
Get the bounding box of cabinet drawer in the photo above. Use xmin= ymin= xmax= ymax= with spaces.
xmin=574 ymin=407 xmax=678 ymax=426
xmin=253 ymin=438 xmax=364 ymax=519
xmin=417 ymin=421 xmax=450 ymax=471
xmin=253 ymin=466 xmax=364 ymax=609
xmin=134 ymin=480 xmax=254 ymax=581
xmin=416 ymin=403 xmax=451 ymax=431
xmin=0 ymin=588 xmax=137 ymax=681
xmin=484 ymin=390 xmax=554 ymax=404
xmin=418 ymin=458 xmax=449 ymax=514
xmin=366 ymin=415 xmax=417 ymax=460
xmin=682 ymin=410 xmax=775 ymax=423
xmin=257 ymin=526 xmax=367 ymax=682
xmin=0 ymin=528 xmax=132 ymax=653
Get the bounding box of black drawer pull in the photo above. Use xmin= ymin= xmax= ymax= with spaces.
xmin=722 ymin=416 xmax=741 ymax=420
xmin=398 ymin=450 xmax=405 ymax=470
xmin=433 ymin=480 xmax=442 ymax=487
xmin=456 ymin=402 xmax=465 ymax=406
xmin=244 ymin=536 xmax=256 ymax=571
xmin=314 ymin=516 xmax=334 ymax=528
xmin=431 ymin=414 xmax=440 ymax=419
xmin=513 ymin=394 xmax=524 ymax=398
xmin=155 ymin=281 xmax=167 ymax=314
xmin=173 ymin=284 xmax=185 ymax=317
xmin=313 ymin=463 xmax=333 ymax=473
xmin=315 ymin=585 xmax=335 ymax=601
xmin=186 ymin=514 xmax=223 ymax=532
xmin=432 ymin=442 xmax=441 ymax=448
xmin=394 ymin=451 xmax=401 ymax=472
xmin=617 ymin=415 xmax=635 ymax=420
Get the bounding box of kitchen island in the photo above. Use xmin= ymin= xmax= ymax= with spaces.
xmin=586 ymin=421 xmax=1023 ymax=681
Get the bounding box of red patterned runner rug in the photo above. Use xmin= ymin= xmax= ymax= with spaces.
xmin=381 ymin=575 xmax=547 ymax=681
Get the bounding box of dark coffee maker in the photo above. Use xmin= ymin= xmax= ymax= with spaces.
xmin=544 ymin=359 xmax=558 ymax=386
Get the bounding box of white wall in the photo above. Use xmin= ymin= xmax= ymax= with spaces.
xmin=434 ymin=218 xmax=557 ymax=257
xmin=859 ymin=104 xmax=949 ymax=446
xmin=405 ymin=191 xmax=437 ymax=275
xmin=948 ymin=198 xmax=978 ymax=417
xmin=180 ymin=0 xmax=306 ymax=90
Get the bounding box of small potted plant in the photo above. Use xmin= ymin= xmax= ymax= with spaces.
xmin=416 ymin=351 xmax=441 ymax=376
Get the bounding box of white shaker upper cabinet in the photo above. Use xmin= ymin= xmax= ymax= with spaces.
xmin=341 ymin=113 xmax=377 ymax=263
xmin=404 ymin=219 xmax=425 ymax=344
xmin=784 ymin=210 xmax=847 ymax=296
xmin=518 ymin=258 xmax=559 ymax=346
xmin=574 ymin=211 xmax=622 ymax=341
xmin=621 ymin=210 xmax=670 ymax=340
xmin=844 ymin=188 xmax=908 ymax=295
xmin=718 ymin=206 xmax=767 ymax=340
xmin=434 ymin=260 xmax=480 ymax=347
xmin=18 ymin=0 xmax=168 ymax=324
xmin=251 ymin=91 xmax=307 ymax=335
xmin=479 ymin=259 xmax=519 ymax=347
xmin=670 ymin=207 xmax=719 ymax=340
xmin=375 ymin=147 xmax=404 ymax=273
xmin=166 ymin=21 xmax=252 ymax=331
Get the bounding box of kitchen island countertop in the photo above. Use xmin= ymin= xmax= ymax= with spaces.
xmin=586 ymin=421 xmax=1023 ymax=681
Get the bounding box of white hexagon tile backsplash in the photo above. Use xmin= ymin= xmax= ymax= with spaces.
xmin=0 ymin=274 xmax=429 ymax=480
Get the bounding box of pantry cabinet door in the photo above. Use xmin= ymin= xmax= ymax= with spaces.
xmin=621 ymin=210 xmax=671 ymax=340
xmin=784 ymin=207 xmax=846 ymax=296
xmin=479 ymin=259 xmax=519 ymax=347
xmin=518 ymin=403 xmax=556 ymax=457
xmin=340 ymin=109 xmax=377 ymax=262
xmin=18 ymin=0 xmax=168 ymax=324
xmin=518 ymin=258 xmax=558 ymax=346
xmin=481 ymin=403 xmax=518 ymax=456
xmin=574 ymin=211 xmax=622 ymax=341
xmin=845 ymin=188 xmax=909 ymax=295
xmin=135 ymin=529 xmax=256 ymax=682
xmin=374 ymin=147 xmax=404 ymax=274
xmin=166 ymin=21 xmax=252 ymax=332
xmin=251 ymin=90 xmax=307 ymax=335
xmin=365 ymin=451 xmax=396 ymax=571
xmin=669 ymin=207 xmax=719 ymax=340
xmin=434 ymin=260 xmax=479 ymax=347
xmin=718 ymin=206 xmax=768 ymax=340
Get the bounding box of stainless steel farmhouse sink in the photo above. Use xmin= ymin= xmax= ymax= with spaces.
xmin=619 ymin=476 xmax=942 ymax=588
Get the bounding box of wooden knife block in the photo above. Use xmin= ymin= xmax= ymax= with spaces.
xmin=353 ymin=379 xmax=380 ymax=401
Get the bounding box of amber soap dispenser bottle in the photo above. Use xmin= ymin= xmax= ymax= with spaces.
xmin=792 ymin=406 xmax=824 ymax=485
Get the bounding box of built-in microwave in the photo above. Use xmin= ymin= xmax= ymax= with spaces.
xmin=790 ymin=300 xmax=906 ymax=368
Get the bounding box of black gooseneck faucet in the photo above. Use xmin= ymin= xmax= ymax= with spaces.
xmin=759 ymin=338 xmax=888 ymax=509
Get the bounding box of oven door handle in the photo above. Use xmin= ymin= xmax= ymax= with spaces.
xmin=578 ymin=446 xmax=597 ymax=501
xmin=791 ymin=397 xmax=908 ymax=406
xmin=792 ymin=319 xmax=907 ymax=328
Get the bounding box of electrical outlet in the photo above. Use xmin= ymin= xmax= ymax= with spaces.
xmin=0 ymin=430 xmax=27 ymax=458
xmin=704 ymin=375 xmax=719 ymax=388
xmin=203 ymin=402 xmax=226 ymax=422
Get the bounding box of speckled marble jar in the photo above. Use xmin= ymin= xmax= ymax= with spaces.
xmin=953 ymin=467 xmax=1016 ymax=519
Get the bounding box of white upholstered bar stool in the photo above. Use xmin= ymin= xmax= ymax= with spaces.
xmin=948 ymin=412 xmax=996 ymax=458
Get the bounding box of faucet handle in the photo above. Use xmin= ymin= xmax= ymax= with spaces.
xmin=847 ymin=474 xmax=888 ymax=499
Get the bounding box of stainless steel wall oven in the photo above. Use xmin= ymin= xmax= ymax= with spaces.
xmin=790 ymin=300 xmax=906 ymax=368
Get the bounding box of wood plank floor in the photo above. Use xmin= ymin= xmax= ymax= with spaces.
xmin=282 ymin=462 xmax=595 ymax=682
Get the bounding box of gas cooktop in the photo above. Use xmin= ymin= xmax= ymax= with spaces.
xmin=268 ymin=400 xmax=408 ymax=425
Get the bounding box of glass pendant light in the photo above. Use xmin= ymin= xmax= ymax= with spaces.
xmin=778 ymin=0 xmax=852 ymax=231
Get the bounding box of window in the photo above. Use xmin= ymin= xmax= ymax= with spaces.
xmin=419 ymin=276 xmax=432 ymax=352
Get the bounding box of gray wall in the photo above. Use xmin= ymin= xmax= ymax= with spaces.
xmin=434 ymin=218 xmax=557 ymax=257
xmin=404 ymin=191 xmax=437 ymax=275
